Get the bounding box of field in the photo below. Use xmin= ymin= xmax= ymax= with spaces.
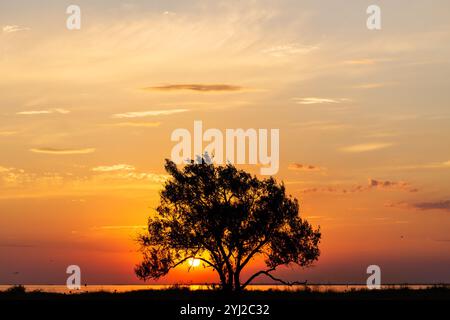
xmin=1 ymin=285 xmax=448 ymax=318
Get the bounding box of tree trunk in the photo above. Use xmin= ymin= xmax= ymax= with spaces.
xmin=233 ymin=271 xmax=241 ymax=292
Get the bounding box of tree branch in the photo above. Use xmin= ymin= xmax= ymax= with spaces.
xmin=241 ymin=267 xmax=307 ymax=290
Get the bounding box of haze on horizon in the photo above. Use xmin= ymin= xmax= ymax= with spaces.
xmin=1 ymin=0 xmax=450 ymax=285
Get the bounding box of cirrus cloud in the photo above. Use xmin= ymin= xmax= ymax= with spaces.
xmin=145 ymin=84 xmax=243 ymax=92
xmin=16 ymin=109 xmax=70 ymax=115
xmin=301 ymin=178 xmax=417 ymax=194
xmin=110 ymin=122 xmax=161 ymax=128
xmin=414 ymin=200 xmax=450 ymax=212
xmin=2 ymin=25 xmax=30 ymax=33
xmin=288 ymin=163 xmax=324 ymax=172
xmin=294 ymin=97 xmax=349 ymax=105
xmin=0 ymin=131 xmax=18 ymax=136
xmin=386 ymin=200 xmax=450 ymax=213
xmin=30 ymin=148 xmax=95 ymax=155
xmin=92 ymin=164 xmax=135 ymax=172
xmin=341 ymin=142 xmax=393 ymax=153
xmin=112 ymin=109 xmax=188 ymax=119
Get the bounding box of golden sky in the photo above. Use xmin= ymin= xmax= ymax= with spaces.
xmin=1 ymin=0 xmax=450 ymax=284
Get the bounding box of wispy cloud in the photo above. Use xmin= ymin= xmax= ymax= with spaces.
xmin=262 ymin=43 xmax=318 ymax=57
xmin=301 ymin=178 xmax=416 ymax=194
xmin=2 ymin=25 xmax=30 ymax=33
xmin=294 ymin=121 xmax=349 ymax=131
xmin=92 ymin=164 xmax=135 ymax=172
xmin=414 ymin=200 xmax=450 ymax=212
xmin=341 ymin=142 xmax=393 ymax=153
xmin=112 ymin=109 xmax=188 ymax=119
xmin=344 ymin=59 xmax=377 ymax=65
xmin=0 ymin=166 xmax=13 ymax=173
xmin=387 ymin=160 xmax=450 ymax=171
xmin=288 ymin=163 xmax=324 ymax=172
xmin=343 ymin=58 xmax=391 ymax=65
xmin=92 ymin=225 xmax=147 ymax=231
xmin=91 ymin=164 xmax=168 ymax=183
xmin=17 ymin=109 xmax=70 ymax=115
xmin=368 ymin=179 xmax=418 ymax=192
xmin=110 ymin=122 xmax=161 ymax=128
xmin=293 ymin=97 xmax=349 ymax=105
xmin=352 ymin=82 xmax=395 ymax=89
xmin=386 ymin=200 xmax=450 ymax=212
xmin=0 ymin=131 xmax=18 ymax=136
xmin=30 ymin=148 xmax=95 ymax=155
xmin=145 ymin=84 xmax=243 ymax=92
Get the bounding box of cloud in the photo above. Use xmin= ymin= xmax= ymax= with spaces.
xmin=288 ymin=163 xmax=324 ymax=172
xmin=262 ymin=44 xmax=319 ymax=57
xmin=92 ymin=225 xmax=147 ymax=231
xmin=300 ymin=186 xmax=362 ymax=194
xmin=92 ymin=164 xmax=135 ymax=172
xmin=352 ymin=83 xmax=396 ymax=89
xmin=145 ymin=84 xmax=243 ymax=92
xmin=294 ymin=121 xmax=350 ymax=131
xmin=294 ymin=97 xmax=348 ymax=105
xmin=386 ymin=200 xmax=450 ymax=212
xmin=343 ymin=58 xmax=391 ymax=65
xmin=30 ymin=148 xmax=95 ymax=155
xmin=16 ymin=109 xmax=70 ymax=115
xmin=0 ymin=131 xmax=18 ymax=136
xmin=112 ymin=109 xmax=188 ymax=119
xmin=0 ymin=166 xmax=13 ymax=173
xmin=301 ymin=179 xmax=416 ymax=194
xmin=368 ymin=179 xmax=417 ymax=192
xmin=344 ymin=59 xmax=377 ymax=65
xmin=91 ymin=164 xmax=169 ymax=183
xmin=341 ymin=142 xmax=393 ymax=153
xmin=2 ymin=25 xmax=30 ymax=33
xmin=110 ymin=122 xmax=161 ymax=128
xmin=413 ymin=200 xmax=450 ymax=212
xmin=387 ymin=160 xmax=450 ymax=171
xmin=119 ymin=172 xmax=168 ymax=183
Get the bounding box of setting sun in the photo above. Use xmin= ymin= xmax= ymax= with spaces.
xmin=188 ymin=258 xmax=201 ymax=268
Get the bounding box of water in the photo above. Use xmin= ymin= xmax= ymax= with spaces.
xmin=0 ymin=284 xmax=439 ymax=294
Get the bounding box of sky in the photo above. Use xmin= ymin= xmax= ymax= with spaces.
xmin=1 ymin=0 xmax=450 ymax=285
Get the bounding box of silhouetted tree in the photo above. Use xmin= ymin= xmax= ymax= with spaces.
xmin=135 ymin=157 xmax=321 ymax=292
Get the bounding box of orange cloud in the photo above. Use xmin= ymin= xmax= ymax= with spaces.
xmin=112 ymin=109 xmax=187 ymax=119
xmin=288 ymin=163 xmax=324 ymax=172
xmin=30 ymin=147 xmax=95 ymax=155
xmin=17 ymin=109 xmax=70 ymax=115
xmin=414 ymin=200 xmax=450 ymax=211
xmin=92 ymin=164 xmax=135 ymax=172
xmin=368 ymin=179 xmax=417 ymax=192
xmin=386 ymin=200 xmax=450 ymax=212
xmin=341 ymin=142 xmax=393 ymax=153
xmin=145 ymin=84 xmax=243 ymax=92
xmin=301 ymin=179 xmax=417 ymax=194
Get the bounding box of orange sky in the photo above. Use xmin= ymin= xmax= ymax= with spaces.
xmin=1 ymin=0 xmax=450 ymax=284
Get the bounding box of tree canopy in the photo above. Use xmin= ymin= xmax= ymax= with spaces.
xmin=135 ymin=157 xmax=321 ymax=291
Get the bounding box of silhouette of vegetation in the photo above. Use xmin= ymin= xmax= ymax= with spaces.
xmin=5 ymin=285 xmax=26 ymax=294
xmin=135 ymin=156 xmax=321 ymax=292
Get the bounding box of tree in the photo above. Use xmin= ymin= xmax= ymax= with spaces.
xmin=135 ymin=157 xmax=321 ymax=292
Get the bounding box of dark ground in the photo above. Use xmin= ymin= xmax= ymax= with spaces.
xmin=1 ymin=286 xmax=449 ymax=319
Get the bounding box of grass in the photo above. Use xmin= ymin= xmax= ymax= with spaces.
xmin=1 ymin=284 xmax=449 ymax=301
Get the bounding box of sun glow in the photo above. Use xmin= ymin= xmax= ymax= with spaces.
xmin=188 ymin=258 xmax=201 ymax=267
